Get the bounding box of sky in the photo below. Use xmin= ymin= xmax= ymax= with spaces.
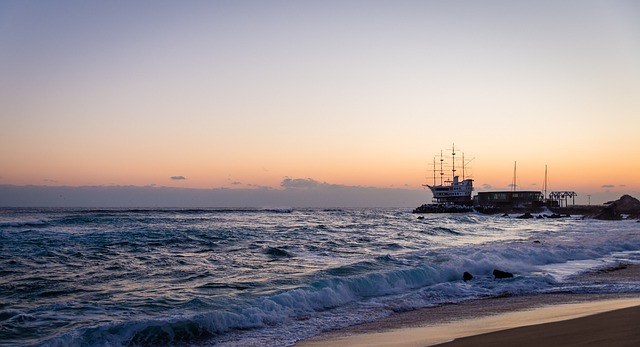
xmin=1 ymin=1 xmax=639 ymax=206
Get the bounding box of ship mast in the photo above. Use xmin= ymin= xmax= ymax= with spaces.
xmin=439 ymin=150 xmax=444 ymax=185
xmin=451 ymin=143 xmax=456 ymax=180
xmin=433 ymin=157 xmax=436 ymax=186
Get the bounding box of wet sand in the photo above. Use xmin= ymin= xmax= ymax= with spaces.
xmin=295 ymin=264 xmax=640 ymax=347
xmin=438 ymin=304 xmax=640 ymax=347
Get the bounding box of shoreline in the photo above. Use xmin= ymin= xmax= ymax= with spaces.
xmin=295 ymin=264 xmax=640 ymax=347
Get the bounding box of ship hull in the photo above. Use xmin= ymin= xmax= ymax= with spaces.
xmin=413 ymin=204 xmax=474 ymax=213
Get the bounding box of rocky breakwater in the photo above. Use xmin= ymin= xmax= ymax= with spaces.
xmin=592 ymin=194 xmax=640 ymax=220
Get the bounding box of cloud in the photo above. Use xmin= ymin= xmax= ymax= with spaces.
xmin=280 ymin=177 xmax=322 ymax=189
xmin=170 ymin=176 xmax=186 ymax=180
xmin=601 ymin=184 xmax=615 ymax=188
xmin=482 ymin=184 xmax=494 ymax=190
xmin=231 ymin=181 xmax=242 ymax=186
xmin=0 ymin=183 xmax=427 ymax=208
xmin=43 ymin=179 xmax=58 ymax=183
xmin=247 ymin=184 xmax=273 ymax=190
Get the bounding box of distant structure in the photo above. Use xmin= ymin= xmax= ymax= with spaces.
xmin=475 ymin=191 xmax=544 ymax=209
xmin=474 ymin=159 xmax=545 ymax=210
xmin=414 ymin=148 xmax=577 ymax=213
xmin=549 ymin=191 xmax=577 ymax=207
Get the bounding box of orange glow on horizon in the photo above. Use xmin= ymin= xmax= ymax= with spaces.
xmin=2 ymin=1 xmax=639 ymax=206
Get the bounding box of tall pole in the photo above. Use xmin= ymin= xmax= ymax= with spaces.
xmin=512 ymin=161 xmax=517 ymax=192
xmin=544 ymin=165 xmax=548 ymax=199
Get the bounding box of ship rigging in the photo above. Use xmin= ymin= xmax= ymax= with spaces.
xmin=424 ymin=144 xmax=474 ymax=205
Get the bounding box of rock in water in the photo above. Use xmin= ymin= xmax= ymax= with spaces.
xmin=516 ymin=212 xmax=533 ymax=219
xmin=605 ymin=194 xmax=640 ymax=212
xmin=493 ymin=269 xmax=514 ymax=279
xmin=463 ymin=272 xmax=473 ymax=281
xmin=603 ymin=194 xmax=640 ymax=219
xmin=594 ymin=205 xmax=622 ymax=220
xmin=265 ymin=247 xmax=293 ymax=258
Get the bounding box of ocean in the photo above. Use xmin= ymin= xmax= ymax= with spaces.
xmin=1 ymin=208 xmax=639 ymax=347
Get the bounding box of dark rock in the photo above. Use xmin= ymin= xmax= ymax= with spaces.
xmin=463 ymin=271 xmax=473 ymax=281
xmin=600 ymin=194 xmax=640 ymax=219
xmin=594 ymin=205 xmax=623 ymax=220
xmin=605 ymin=194 xmax=640 ymax=213
xmin=533 ymin=240 xmax=541 ymax=244
xmin=516 ymin=212 xmax=533 ymax=219
xmin=417 ymin=216 xmax=425 ymax=220
xmin=502 ymin=213 xmax=510 ymax=217
xmin=265 ymin=247 xmax=293 ymax=258
xmin=493 ymin=269 xmax=514 ymax=279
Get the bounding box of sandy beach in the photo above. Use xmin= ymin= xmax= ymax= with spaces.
xmin=438 ymin=304 xmax=640 ymax=347
xmin=296 ymin=264 xmax=640 ymax=347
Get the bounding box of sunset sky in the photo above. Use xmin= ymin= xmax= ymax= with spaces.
xmin=1 ymin=1 xmax=639 ymax=206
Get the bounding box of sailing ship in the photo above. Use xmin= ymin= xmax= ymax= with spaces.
xmin=413 ymin=145 xmax=474 ymax=213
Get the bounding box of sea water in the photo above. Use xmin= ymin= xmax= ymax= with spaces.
xmin=1 ymin=208 xmax=639 ymax=347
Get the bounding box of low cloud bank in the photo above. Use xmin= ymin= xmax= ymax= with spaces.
xmin=2 ymin=183 xmax=635 ymax=207
xmin=0 ymin=181 xmax=426 ymax=208
xmin=281 ymin=177 xmax=322 ymax=189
